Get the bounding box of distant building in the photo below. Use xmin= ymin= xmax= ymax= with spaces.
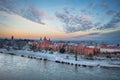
xmin=84 ymin=47 xmax=95 ymax=55
xmin=83 ymin=47 xmax=100 ymax=55
xmin=40 ymin=37 xmax=42 ymax=42
xmin=100 ymin=46 xmax=120 ymax=53
xmin=42 ymin=37 xmax=51 ymax=48
xmin=28 ymin=37 xmax=51 ymax=50
xmin=28 ymin=38 xmax=101 ymax=55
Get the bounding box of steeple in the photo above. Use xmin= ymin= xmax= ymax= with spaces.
xmin=49 ymin=38 xmax=50 ymax=41
xmin=11 ymin=35 xmax=14 ymax=40
xmin=40 ymin=37 xmax=42 ymax=41
xmin=43 ymin=36 xmax=47 ymax=41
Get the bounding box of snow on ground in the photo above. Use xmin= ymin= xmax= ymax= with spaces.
xmin=0 ymin=48 xmax=120 ymax=68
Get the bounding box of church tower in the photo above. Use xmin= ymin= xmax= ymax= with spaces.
xmin=43 ymin=36 xmax=47 ymax=41
xmin=11 ymin=36 xmax=14 ymax=40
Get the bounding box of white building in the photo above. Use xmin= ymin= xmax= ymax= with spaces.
xmin=100 ymin=46 xmax=120 ymax=53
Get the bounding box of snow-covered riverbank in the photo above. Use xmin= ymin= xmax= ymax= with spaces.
xmin=0 ymin=48 xmax=120 ymax=68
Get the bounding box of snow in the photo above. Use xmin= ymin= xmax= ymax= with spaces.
xmin=0 ymin=48 xmax=120 ymax=68
xmin=100 ymin=48 xmax=120 ymax=53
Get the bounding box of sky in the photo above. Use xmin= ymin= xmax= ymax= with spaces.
xmin=0 ymin=0 xmax=120 ymax=40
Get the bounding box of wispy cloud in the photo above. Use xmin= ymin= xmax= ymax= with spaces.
xmin=100 ymin=11 xmax=120 ymax=29
xmin=87 ymin=32 xmax=100 ymax=36
xmin=0 ymin=0 xmax=45 ymax=25
xmin=0 ymin=0 xmax=15 ymax=13
xmin=0 ymin=11 xmax=65 ymax=39
xmin=55 ymin=8 xmax=96 ymax=33
xmin=106 ymin=10 xmax=116 ymax=15
xmin=21 ymin=4 xmax=45 ymax=25
xmin=74 ymin=30 xmax=120 ymax=40
xmin=101 ymin=2 xmax=108 ymax=8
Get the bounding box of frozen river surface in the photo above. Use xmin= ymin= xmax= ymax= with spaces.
xmin=0 ymin=53 xmax=120 ymax=80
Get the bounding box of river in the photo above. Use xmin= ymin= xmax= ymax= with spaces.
xmin=0 ymin=53 xmax=120 ymax=80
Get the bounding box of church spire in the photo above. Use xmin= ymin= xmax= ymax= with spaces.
xmin=49 ymin=38 xmax=51 ymax=41
xmin=11 ymin=35 xmax=14 ymax=40
xmin=43 ymin=36 xmax=47 ymax=41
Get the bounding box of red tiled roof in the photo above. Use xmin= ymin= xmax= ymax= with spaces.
xmin=85 ymin=48 xmax=94 ymax=50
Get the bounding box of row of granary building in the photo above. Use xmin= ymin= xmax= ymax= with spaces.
xmin=28 ymin=37 xmax=120 ymax=55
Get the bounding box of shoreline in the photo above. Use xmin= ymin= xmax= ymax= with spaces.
xmin=0 ymin=48 xmax=120 ymax=68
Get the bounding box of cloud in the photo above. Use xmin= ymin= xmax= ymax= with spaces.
xmin=74 ymin=30 xmax=120 ymax=40
xmin=0 ymin=11 xmax=65 ymax=39
xmin=101 ymin=2 xmax=108 ymax=8
xmin=55 ymin=8 xmax=96 ymax=33
xmin=0 ymin=0 xmax=15 ymax=13
xmin=86 ymin=2 xmax=97 ymax=10
xmin=21 ymin=4 xmax=45 ymax=25
xmin=63 ymin=7 xmax=70 ymax=14
xmin=87 ymin=3 xmax=94 ymax=9
xmin=0 ymin=0 xmax=45 ymax=25
xmin=87 ymin=32 xmax=100 ymax=36
xmin=96 ymin=11 xmax=120 ymax=30
xmin=102 ymin=11 xmax=120 ymax=29
xmin=106 ymin=10 xmax=116 ymax=15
